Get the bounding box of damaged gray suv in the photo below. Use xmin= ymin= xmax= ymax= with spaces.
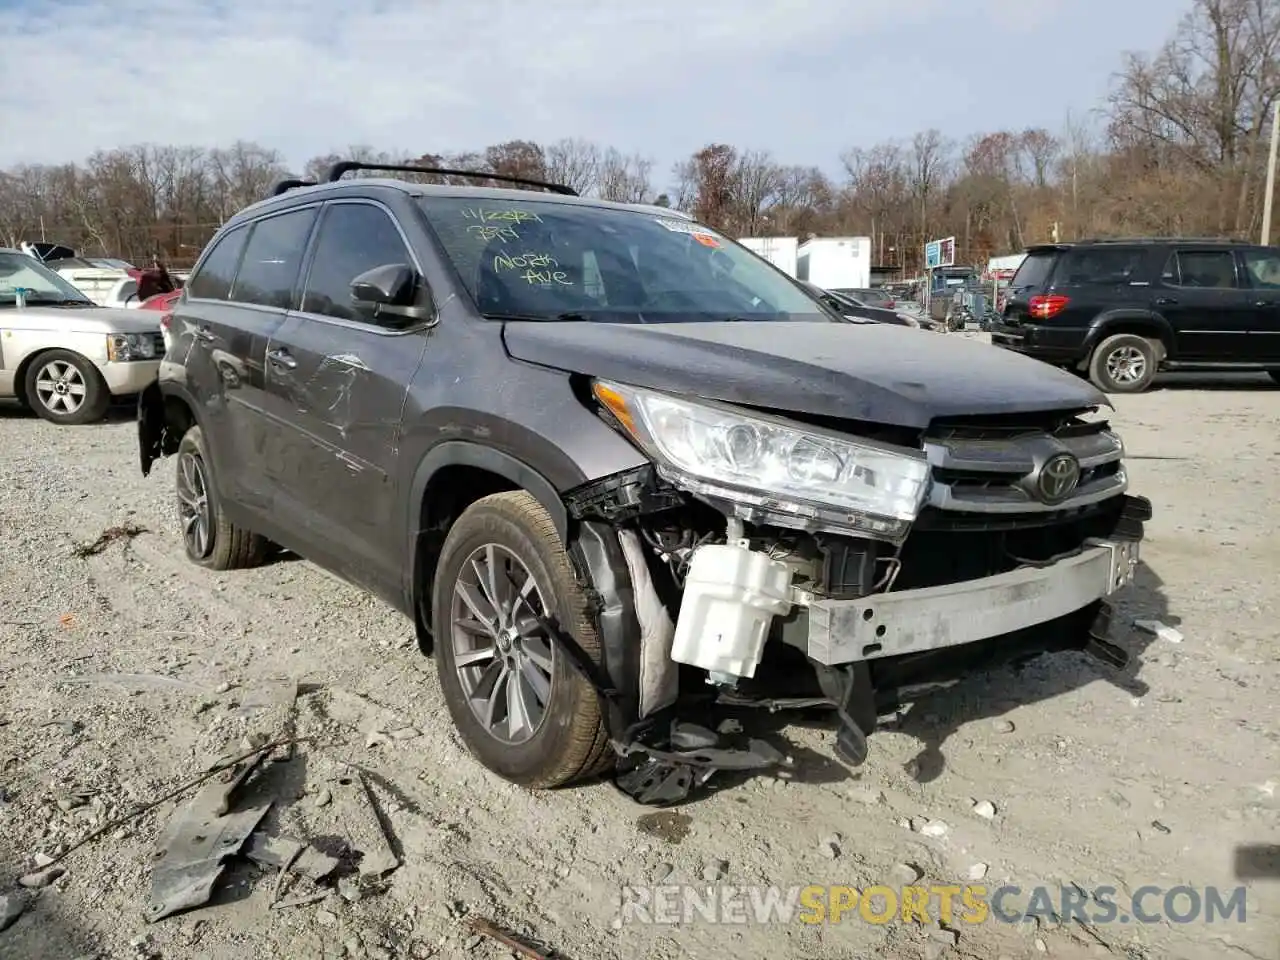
xmin=138 ymin=161 xmax=1151 ymax=804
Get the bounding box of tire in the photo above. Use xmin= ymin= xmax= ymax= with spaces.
xmin=175 ymin=426 xmax=269 ymax=570
xmin=1088 ymin=334 xmax=1158 ymax=393
xmin=24 ymin=349 xmax=111 ymax=425
xmin=431 ymin=490 xmax=613 ymax=789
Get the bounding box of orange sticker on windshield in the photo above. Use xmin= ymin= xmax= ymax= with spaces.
xmin=693 ymin=233 xmax=720 ymax=248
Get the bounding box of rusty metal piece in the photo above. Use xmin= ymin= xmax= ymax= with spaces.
xmin=466 ymin=916 xmax=551 ymax=960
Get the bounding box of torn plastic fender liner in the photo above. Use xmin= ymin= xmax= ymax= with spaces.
xmin=137 ymin=382 xmax=167 ymax=477
xmin=566 ymin=520 xmax=643 ymax=738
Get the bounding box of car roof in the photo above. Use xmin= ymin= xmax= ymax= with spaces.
xmin=228 ymin=178 xmax=699 ymax=229
xmin=1026 ymin=237 xmax=1258 ymax=254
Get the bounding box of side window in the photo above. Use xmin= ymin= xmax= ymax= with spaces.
xmin=1168 ymin=250 xmax=1239 ymax=289
xmin=1242 ymin=249 xmax=1280 ymax=289
xmin=187 ymin=227 xmax=247 ymax=301
xmin=301 ymin=203 xmax=415 ymax=322
xmin=229 ymin=208 xmax=317 ymax=309
xmin=1055 ymin=248 xmax=1145 ymax=285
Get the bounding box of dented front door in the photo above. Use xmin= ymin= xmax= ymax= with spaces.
xmin=260 ymin=199 xmax=429 ymax=595
xmin=263 ymin=315 xmax=425 ymax=592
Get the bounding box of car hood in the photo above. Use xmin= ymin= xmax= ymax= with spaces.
xmin=3 ymin=304 xmax=162 ymax=334
xmin=501 ymin=320 xmax=1109 ymax=429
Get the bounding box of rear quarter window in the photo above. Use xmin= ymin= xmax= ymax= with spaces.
xmin=1010 ymin=251 xmax=1056 ymax=288
xmin=188 ymin=226 xmax=248 ymax=301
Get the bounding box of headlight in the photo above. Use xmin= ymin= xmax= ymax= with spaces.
xmin=592 ymin=380 xmax=930 ymax=539
xmin=106 ymin=332 xmax=157 ymax=361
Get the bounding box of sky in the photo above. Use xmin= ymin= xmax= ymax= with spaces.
xmin=0 ymin=0 xmax=1183 ymax=189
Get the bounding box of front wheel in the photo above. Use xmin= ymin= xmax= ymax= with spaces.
xmin=175 ymin=426 xmax=268 ymax=570
xmin=431 ymin=491 xmax=613 ymax=788
xmin=24 ymin=350 xmax=110 ymax=425
xmin=1088 ymin=334 xmax=1158 ymax=393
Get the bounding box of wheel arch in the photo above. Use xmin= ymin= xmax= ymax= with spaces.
xmin=1084 ymin=312 xmax=1173 ymax=363
xmin=407 ymin=442 xmax=570 ymax=654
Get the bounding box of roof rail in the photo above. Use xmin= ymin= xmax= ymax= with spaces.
xmin=324 ymin=161 xmax=578 ymax=196
xmin=270 ymin=178 xmax=317 ymax=197
xmin=1074 ymin=236 xmax=1244 ymax=245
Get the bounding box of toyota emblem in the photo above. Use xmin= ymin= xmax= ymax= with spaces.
xmin=1037 ymin=454 xmax=1081 ymax=503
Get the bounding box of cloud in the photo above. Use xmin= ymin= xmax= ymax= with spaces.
xmin=1 ymin=0 xmax=882 ymax=167
xmin=0 ymin=0 xmax=1161 ymax=177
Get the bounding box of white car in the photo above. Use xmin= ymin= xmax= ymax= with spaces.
xmin=103 ymin=276 xmax=143 ymax=310
xmin=0 ymin=249 xmax=163 ymax=424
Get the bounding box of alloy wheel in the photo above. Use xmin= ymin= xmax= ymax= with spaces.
xmin=1105 ymin=346 xmax=1147 ymax=384
xmin=450 ymin=543 xmax=556 ymax=745
xmin=34 ymin=360 xmax=87 ymax=415
xmin=176 ymin=451 xmax=212 ymax=558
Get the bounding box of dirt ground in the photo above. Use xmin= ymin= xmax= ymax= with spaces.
xmin=2 ymin=368 xmax=1278 ymax=960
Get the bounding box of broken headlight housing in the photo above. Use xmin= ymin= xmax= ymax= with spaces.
xmin=592 ymin=380 xmax=930 ymax=539
xmin=106 ymin=332 xmax=157 ymax=361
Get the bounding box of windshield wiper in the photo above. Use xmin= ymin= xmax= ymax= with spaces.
xmin=482 ymin=312 xmax=594 ymax=322
xmin=22 ymin=297 xmax=95 ymax=306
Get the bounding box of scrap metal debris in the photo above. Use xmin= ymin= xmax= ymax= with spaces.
xmin=243 ymin=832 xmax=339 ymax=882
xmin=144 ymin=743 xmax=276 ymax=923
xmin=72 ymin=522 xmax=148 ymax=558
xmin=25 ymin=738 xmax=303 ymax=874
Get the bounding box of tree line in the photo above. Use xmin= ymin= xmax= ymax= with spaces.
xmin=1 ymin=0 xmax=1276 ymax=272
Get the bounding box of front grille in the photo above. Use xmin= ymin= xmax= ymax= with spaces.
xmin=923 ymin=415 xmax=1127 ymax=517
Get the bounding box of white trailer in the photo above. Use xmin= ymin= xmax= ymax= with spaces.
xmin=738 ymin=237 xmax=799 ymax=277
xmin=795 ymin=237 xmax=871 ymax=290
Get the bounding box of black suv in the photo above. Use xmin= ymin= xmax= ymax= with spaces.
xmin=138 ymin=161 xmax=1150 ymax=804
xmin=991 ymin=237 xmax=1280 ymax=392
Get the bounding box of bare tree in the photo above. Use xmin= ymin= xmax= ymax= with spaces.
xmin=598 ymin=149 xmax=653 ymax=203
xmin=544 ymin=138 xmax=601 ymax=194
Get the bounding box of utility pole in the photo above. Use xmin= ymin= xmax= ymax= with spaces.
xmin=1262 ymin=100 xmax=1280 ymax=246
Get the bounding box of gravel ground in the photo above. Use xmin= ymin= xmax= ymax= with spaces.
xmin=1 ymin=370 xmax=1278 ymax=960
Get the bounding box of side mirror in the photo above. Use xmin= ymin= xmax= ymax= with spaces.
xmin=350 ymin=264 xmax=433 ymax=325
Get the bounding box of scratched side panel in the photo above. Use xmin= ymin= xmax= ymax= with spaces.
xmin=260 ymin=313 xmax=426 ymax=600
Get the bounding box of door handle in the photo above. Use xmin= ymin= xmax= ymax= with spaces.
xmin=192 ymin=325 xmax=215 ymax=342
xmin=1255 ymin=300 xmax=1275 ymax=307
xmin=266 ymin=348 xmax=297 ymax=370
xmin=1154 ymin=297 xmax=1177 ymax=305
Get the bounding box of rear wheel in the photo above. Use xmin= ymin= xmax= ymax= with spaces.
xmin=175 ymin=426 xmax=268 ymax=570
xmin=1088 ymin=334 xmax=1158 ymax=393
xmin=432 ymin=491 xmax=613 ymax=788
xmin=24 ymin=350 xmax=110 ymax=425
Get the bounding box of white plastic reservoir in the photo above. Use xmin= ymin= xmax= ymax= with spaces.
xmin=670 ymin=543 xmax=794 ymax=681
